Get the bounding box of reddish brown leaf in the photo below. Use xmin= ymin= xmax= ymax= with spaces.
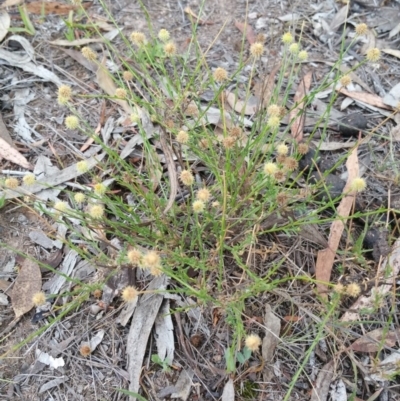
xmin=283 ymin=315 xmax=302 ymax=322
xmin=316 ymin=146 xmax=359 ymax=296
xmin=25 ymin=1 xmax=92 ymax=15
xmin=234 ymin=21 xmax=256 ymax=45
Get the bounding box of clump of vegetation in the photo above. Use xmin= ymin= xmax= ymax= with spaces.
xmin=2 ymin=1 xmax=397 ymax=398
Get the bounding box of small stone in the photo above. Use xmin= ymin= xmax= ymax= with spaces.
xmin=363 ymin=227 xmax=390 ymax=262
xmin=338 ymin=113 xmax=368 ymax=137
xmin=311 ymin=173 xmax=345 ymax=200
xmin=298 ymin=148 xmax=319 ymax=173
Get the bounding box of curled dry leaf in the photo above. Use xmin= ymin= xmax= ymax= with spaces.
xmin=11 ymin=259 xmax=42 ymax=318
xmin=0 ymin=35 xmax=62 ymax=86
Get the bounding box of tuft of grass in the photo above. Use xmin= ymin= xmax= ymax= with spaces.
xmin=1 ymin=0 xmax=397 ymax=398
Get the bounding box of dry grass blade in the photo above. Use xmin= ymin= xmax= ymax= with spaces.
xmin=315 ymin=145 xmax=359 ymax=296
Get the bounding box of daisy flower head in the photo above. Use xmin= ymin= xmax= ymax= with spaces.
xmin=22 ymin=174 xmax=36 ymax=186
xmin=250 ymin=42 xmax=264 ymax=58
xmin=158 ymin=28 xmax=170 ymax=42
xmin=282 ymin=32 xmax=293 ymax=44
xmin=245 ymin=333 xmax=262 ymax=351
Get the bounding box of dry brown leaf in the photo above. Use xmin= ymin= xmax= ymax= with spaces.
xmin=96 ymin=60 xmax=133 ymax=115
xmin=0 ymin=136 xmax=33 ymax=169
xmin=184 ymin=6 xmax=213 ymax=25
xmin=310 ymin=361 xmax=334 ymax=401
xmin=360 ymin=30 xmax=376 ymax=55
xmin=80 ymin=122 xmax=101 ymax=152
xmin=311 ymin=140 xmax=357 ymax=150
xmin=127 ymin=275 xmax=169 ymax=398
xmin=225 ymin=91 xmax=257 ymax=115
xmin=60 ymin=48 xmax=97 ymax=72
xmin=10 ymin=259 xmax=42 ymax=318
xmin=262 ymin=304 xmax=281 ymax=381
xmin=0 ymin=0 xmax=24 ymax=8
xmin=51 ymin=37 xmax=106 ymax=47
xmin=338 ymin=65 xmax=373 ymax=93
xmin=25 ymin=1 xmax=91 ymax=15
xmin=234 ymin=20 xmax=256 ymax=44
xmin=253 ymin=63 xmax=281 ymax=109
xmin=0 ymin=112 xmax=13 ymax=147
xmin=391 ymin=125 xmax=400 ymax=142
xmin=329 ymin=5 xmax=349 ymax=31
xmin=337 ymin=88 xmax=392 ymax=110
xmin=159 ymin=132 xmax=177 ymax=215
xmin=290 ymin=71 xmax=312 ymax=142
xmin=315 ymin=146 xmax=359 ymax=296
xmin=350 ymin=328 xmax=400 ymax=352
xmin=382 ymin=48 xmax=400 ymax=59
xmin=0 ymin=11 xmax=10 ymax=42
xmin=221 ymin=378 xmax=235 ymax=401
